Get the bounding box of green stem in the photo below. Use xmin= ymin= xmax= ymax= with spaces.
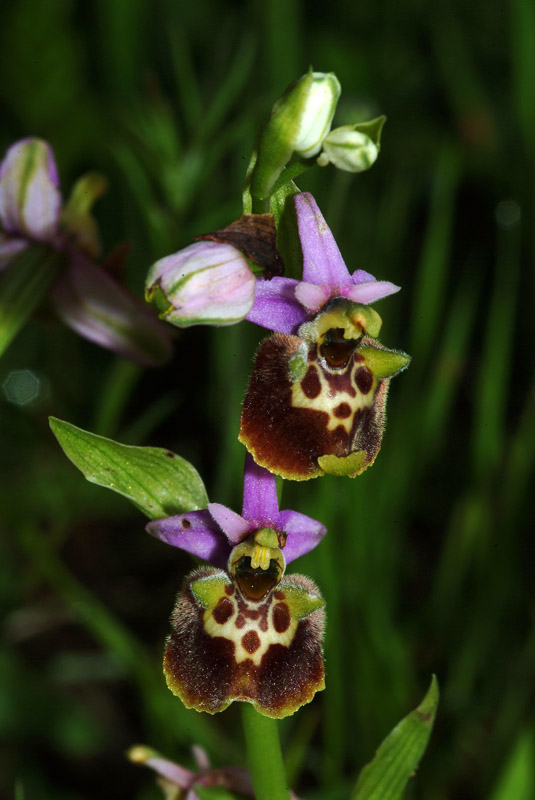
xmin=269 ymin=159 xmax=312 ymax=195
xmin=251 ymin=194 xmax=270 ymax=214
xmin=241 ymin=703 xmax=291 ymax=800
xmin=250 ymin=159 xmax=312 ymax=214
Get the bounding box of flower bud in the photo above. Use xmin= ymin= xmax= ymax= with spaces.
xmin=0 ymin=138 xmax=61 ymax=242
xmin=146 ymin=241 xmax=256 ymax=327
xmin=251 ymin=70 xmax=341 ymax=200
xmin=290 ymin=71 xmax=341 ymax=158
xmin=317 ymin=116 xmax=386 ymax=173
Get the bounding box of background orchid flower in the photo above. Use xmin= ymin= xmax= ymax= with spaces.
xmin=129 ymin=744 xmax=255 ymax=800
xmin=246 ymin=191 xmax=400 ymax=334
xmin=0 ymin=138 xmax=171 ymax=364
xmin=147 ymin=454 xmax=327 ymax=718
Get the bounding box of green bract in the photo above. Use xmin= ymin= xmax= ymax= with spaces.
xmin=351 ymin=676 xmax=439 ymax=800
xmin=49 ymin=417 xmax=208 ymax=519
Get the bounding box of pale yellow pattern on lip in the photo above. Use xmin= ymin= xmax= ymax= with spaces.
xmin=291 ymin=362 xmax=376 ymax=434
xmin=202 ymin=594 xmax=297 ymax=667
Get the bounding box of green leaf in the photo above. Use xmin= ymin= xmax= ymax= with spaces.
xmin=0 ymin=245 xmax=62 ymax=357
xmin=49 ymin=417 xmax=208 ymax=519
xmin=196 ymin=787 xmax=241 ymax=800
xmin=351 ymin=676 xmax=439 ymax=800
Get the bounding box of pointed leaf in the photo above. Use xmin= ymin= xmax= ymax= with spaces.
xmin=0 ymin=245 xmax=61 ymax=357
xmin=49 ymin=417 xmax=208 ymax=519
xmin=351 ymin=676 xmax=439 ymax=800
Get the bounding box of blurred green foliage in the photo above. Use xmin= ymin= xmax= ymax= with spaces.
xmin=0 ymin=0 xmax=533 ymax=798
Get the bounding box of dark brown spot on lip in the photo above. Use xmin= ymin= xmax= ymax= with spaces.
xmin=301 ymin=366 xmax=321 ymax=399
xmin=355 ymin=366 xmax=373 ymax=395
xmin=273 ymin=602 xmax=291 ymax=633
xmin=274 ymin=590 xmax=285 ymax=600
xmin=165 ymin=451 xmax=175 ymax=458
xmin=235 ymin=613 xmax=246 ymax=629
xmin=241 ymin=630 xmax=261 ymax=654
xmin=212 ymin=597 xmax=233 ymax=624
xmin=225 ymin=584 xmax=234 ymax=596
xmin=181 ymin=519 xmax=192 ymax=529
xmin=334 ymin=402 xmax=352 ymax=419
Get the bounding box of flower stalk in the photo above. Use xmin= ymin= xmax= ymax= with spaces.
xmin=241 ymin=703 xmax=291 ymax=800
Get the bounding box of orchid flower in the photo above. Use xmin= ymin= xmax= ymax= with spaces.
xmin=246 ymin=191 xmax=400 ymax=334
xmin=0 ymin=138 xmax=171 ymax=364
xmin=147 ymin=454 xmax=326 ymax=718
xmin=129 ymin=744 xmax=255 ymax=800
xmin=240 ymin=192 xmax=410 ymax=480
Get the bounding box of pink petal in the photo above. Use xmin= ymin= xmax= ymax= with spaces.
xmin=246 ymin=276 xmax=307 ymax=333
xmin=138 ymin=755 xmax=194 ymax=788
xmin=146 ymin=511 xmax=230 ymax=568
xmin=50 ymin=252 xmax=172 ymax=366
xmin=351 ymin=268 xmax=376 ymax=284
xmin=276 ymin=510 xmax=327 ymax=563
xmin=0 ymin=138 xmax=61 ymax=242
xmin=294 ymin=281 xmax=330 ymax=312
xmin=295 ymin=193 xmax=351 ymax=286
xmin=207 ymin=502 xmax=252 ymax=545
xmin=341 ymin=280 xmax=400 ymax=305
xmin=241 ymin=452 xmax=280 ymax=524
xmin=191 ymin=746 xmax=211 ymax=772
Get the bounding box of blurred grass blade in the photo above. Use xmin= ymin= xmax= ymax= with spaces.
xmin=409 ymin=144 xmax=460 ymax=368
xmin=49 ymin=417 xmax=208 ymax=519
xmin=0 ymin=245 xmax=61 ymax=357
xmin=472 ymin=224 xmax=520 ymax=477
xmin=419 ymin=261 xmax=482 ymax=460
xmin=199 ymin=37 xmax=256 ymax=141
xmin=489 ymin=730 xmax=535 ymax=800
xmin=14 ymin=781 xmax=25 ymax=800
xmin=351 ymin=676 xmax=439 ymax=800
xmin=511 ymin=0 xmax=535 ymax=155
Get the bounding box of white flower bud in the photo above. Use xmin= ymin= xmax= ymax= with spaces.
xmin=317 ymin=116 xmax=386 ymax=173
xmin=292 ymin=72 xmax=341 ymax=158
xmin=319 ymin=127 xmax=378 ymax=172
xmin=251 ymin=70 xmax=341 ymax=201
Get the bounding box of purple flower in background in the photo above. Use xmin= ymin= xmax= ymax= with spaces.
xmin=129 ymin=744 xmax=255 ymax=800
xmin=148 ymin=453 xmax=327 ymax=718
xmin=246 ymin=191 xmax=400 ymax=334
xmin=0 ymin=138 xmax=171 ymax=364
xmin=147 ymin=452 xmax=326 ymax=567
